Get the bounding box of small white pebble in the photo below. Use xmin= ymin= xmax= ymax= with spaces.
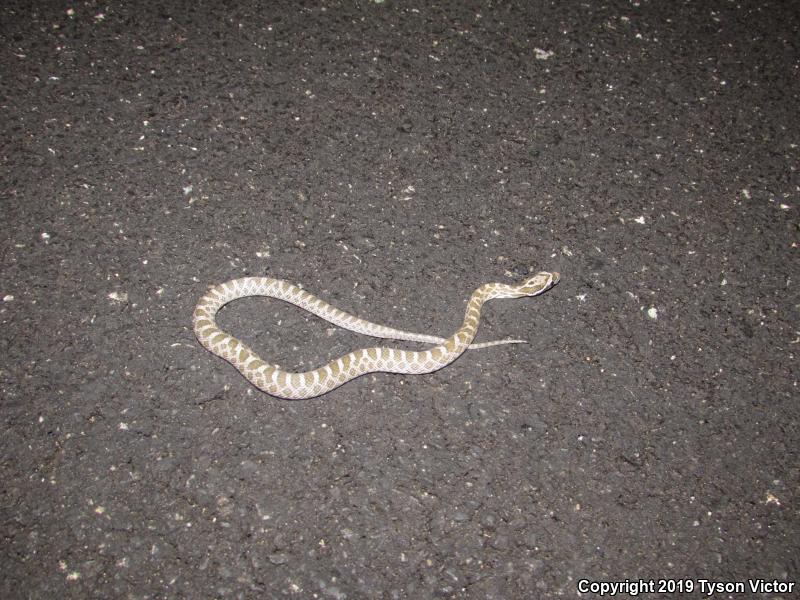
xmin=647 ymin=307 xmax=658 ymax=319
xmin=3 ymin=294 xmax=13 ymax=302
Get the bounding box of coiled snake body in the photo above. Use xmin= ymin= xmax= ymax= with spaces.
xmin=193 ymin=272 xmax=559 ymax=399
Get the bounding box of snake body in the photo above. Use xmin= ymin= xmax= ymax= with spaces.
xmin=193 ymin=272 xmax=559 ymax=399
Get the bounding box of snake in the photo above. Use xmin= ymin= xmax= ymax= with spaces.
xmin=192 ymin=272 xmax=559 ymax=399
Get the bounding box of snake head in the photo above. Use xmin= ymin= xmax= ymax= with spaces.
xmin=513 ymin=271 xmax=560 ymax=297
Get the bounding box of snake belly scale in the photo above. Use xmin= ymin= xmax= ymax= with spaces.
xmin=193 ymin=272 xmax=559 ymax=399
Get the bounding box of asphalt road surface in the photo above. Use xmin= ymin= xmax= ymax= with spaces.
xmin=1 ymin=1 xmax=797 ymax=598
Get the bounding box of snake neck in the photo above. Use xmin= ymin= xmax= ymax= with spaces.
xmin=440 ymin=287 xmax=492 ymax=354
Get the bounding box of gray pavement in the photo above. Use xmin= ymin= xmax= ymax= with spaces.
xmin=1 ymin=1 xmax=797 ymax=597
